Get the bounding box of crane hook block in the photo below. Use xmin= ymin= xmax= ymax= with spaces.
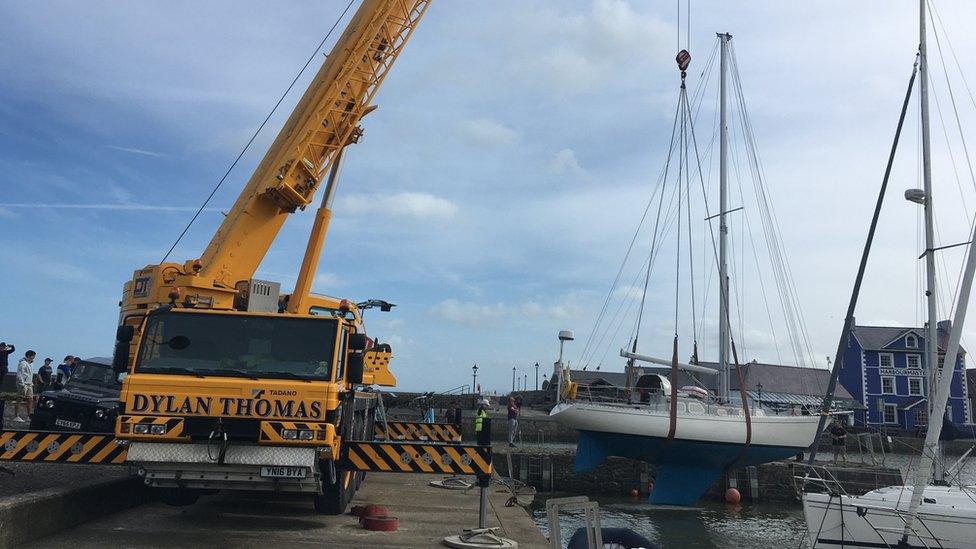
xmin=676 ymin=50 xmax=691 ymax=72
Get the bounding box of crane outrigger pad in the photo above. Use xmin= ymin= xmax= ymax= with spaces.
xmin=373 ymin=422 xmax=462 ymax=442
xmin=341 ymin=441 xmax=491 ymax=475
xmin=0 ymin=430 xmax=128 ymax=464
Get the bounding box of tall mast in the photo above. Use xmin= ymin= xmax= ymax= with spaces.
xmin=718 ymin=33 xmax=732 ymax=400
xmin=918 ymin=0 xmax=944 ymax=483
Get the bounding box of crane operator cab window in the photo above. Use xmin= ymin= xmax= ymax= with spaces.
xmin=135 ymin=311 xmax=340 ymax=381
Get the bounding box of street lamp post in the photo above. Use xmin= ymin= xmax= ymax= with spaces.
xmin=512 ymin=366 xmax=516 ymax=393
xmin=555 ymin=330 xmax=574 ymax=400
xmin=534 ymin=362 xmax=539 ymax=390
xmin=472 ymin=364 xmax=479 ymax=394
xmin=757 ymin=382 xmax=763 ymax=408
xmin=523 ymin=374 xmax=527 ymax=392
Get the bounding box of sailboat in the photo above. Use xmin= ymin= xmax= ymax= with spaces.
xmin=549 ymin=33 xmax=825 ymax=506
xmin=801 ymin=2 xmax=976 ymax=547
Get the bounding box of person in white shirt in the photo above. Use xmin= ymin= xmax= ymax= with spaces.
xmin=13 ymin=350 xmax=35 ymax=422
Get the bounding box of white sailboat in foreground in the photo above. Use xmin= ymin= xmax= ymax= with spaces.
xmin=550 ymin=33 xmax=825 ymax=506
xmin=802 ymin=2 xmax=976 ymax=546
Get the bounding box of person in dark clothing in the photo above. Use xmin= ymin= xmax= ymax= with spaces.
xmin=56 ymin=355 xmax=74 ymax=386
xmin=34 ymin=358 xmax=54 ymax=395
xmin=830 ymin=418 xmax=848 ymax=464
xmin=0 ymin=342 xmax=15 ymax=379
xmin=0 ymin=342 xmax=12 ymax=422
xmin=507 ymin=395 xmax=520 ymax=447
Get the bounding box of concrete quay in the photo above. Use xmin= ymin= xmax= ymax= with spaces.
xmin=29 ymin=472 xmax=547 ymax=548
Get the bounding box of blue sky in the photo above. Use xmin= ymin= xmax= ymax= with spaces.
xmin=3 ymin=1 xmax=976 ymax=393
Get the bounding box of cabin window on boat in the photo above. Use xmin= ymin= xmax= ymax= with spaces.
xmin=908 ymin=377 xmax=923 ymax=396
xmin=883 ymin=403 xmax=898 ymax=424
xmin=881 ymin=376 xmax=895 ymax=395
xmin=907 ymin=354 xmax=920 ymax=369
xmin=879 ymin=353 xmax=894 ymax=368
xmin=906 ymin=334 xmax=918 ymax=348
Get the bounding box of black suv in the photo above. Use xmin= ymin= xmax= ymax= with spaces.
xmin=31 ymin=358 xmax=121 ymax=433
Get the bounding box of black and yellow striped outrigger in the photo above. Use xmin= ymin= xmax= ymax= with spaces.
xmin=373 ymin=421 xmax=462 ymax=442
xmin=341 ymin=441 xmax=491 ymax=475
xmin=0 ymin=430 xmax=128 ymax=464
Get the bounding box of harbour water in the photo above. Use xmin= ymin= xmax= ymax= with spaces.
xmin=530 ymin=449 xmax=976 ymax=548
xmin=531 ymin=495 xmax=807 ymax=548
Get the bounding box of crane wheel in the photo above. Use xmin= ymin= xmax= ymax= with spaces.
xmin=313 ymin=464 xmax=353 ymax=515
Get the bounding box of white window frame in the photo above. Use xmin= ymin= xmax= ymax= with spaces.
xmin=915 ymin=406 xmax=928 ymax=427
xmin=884 ymin=403 xmax=898 ymax=425
xmin=881 ymin=375 xmax=896 ymax=395
xmin=906 ymin=334 xmax=918 ymax=348
xmin=907 ymin=354 xmax=920 ymax=369
xmin=908 ymin=377 xmax=923 ymax=396
xmin=879 ymin=353 xmax=894 ymax=368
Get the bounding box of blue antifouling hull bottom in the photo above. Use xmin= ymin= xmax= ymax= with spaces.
xmin=574 ymin=430 xmax=802 ymax=506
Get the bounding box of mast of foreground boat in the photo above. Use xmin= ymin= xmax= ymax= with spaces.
xmin=801 ymin=57 xmax=919 ymax=478
xmin=717 ymin=32 xmax=732 ymax=401
xmin=917 ymin=0 xmax=945 ymax=485
xmin=901 ymin=36 xmax=976 ymax=540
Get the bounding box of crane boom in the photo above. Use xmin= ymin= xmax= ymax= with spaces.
xmin=200 ymin=0 xmax=429 ymax=288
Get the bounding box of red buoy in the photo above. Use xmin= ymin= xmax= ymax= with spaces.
xmin=629 ymin=488 xmax=639 ymax=498
xmin=725 ymin=488 xmax=741 ymax=504
xmin=357 ymin=504 xmax=389 ymax=520
xmin=362 ymin=515 xmax=399 ymax=531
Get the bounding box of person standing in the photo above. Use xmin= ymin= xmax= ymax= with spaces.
xmin=34 ymin=358 xmax=54 ymax=396
xmin=474 ymin=399 xmax=489 ymax=435
xmin=830 ymin=417 xmax=848 ymax=464
xmin=507 ymin=395 xmax=520 ymax=448
xmin=0 ymin=342 xmax=14 ymax=422
xmin=14 ymin=350 xmax=36 ymax=422
xmin=0 ymin=342 xmax=15 ymax=381
xmin=56 ymin=355 xmax=73 ymax=386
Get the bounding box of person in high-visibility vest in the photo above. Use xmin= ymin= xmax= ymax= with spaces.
xmin=474 ymin=400 xmax=488 ymax=433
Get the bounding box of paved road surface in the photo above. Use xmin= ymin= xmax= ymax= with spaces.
xmin=33 ymin=472 xmax=547 ymax=548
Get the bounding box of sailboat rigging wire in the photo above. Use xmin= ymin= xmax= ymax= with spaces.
xmin=928 ymin=0 xmax=976 ymax=197
xmin=802 ymin=55 xmax=919 ymax=482
xmin=575 ymin=93 xmax=684 ymax=368
xmin=728 ymin=43 xmax=817 ymax=368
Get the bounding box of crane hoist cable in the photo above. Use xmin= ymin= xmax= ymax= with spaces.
xmin=159 ymin=0 xmax=357 ymax=264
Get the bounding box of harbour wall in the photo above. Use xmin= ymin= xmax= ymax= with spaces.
xmin=493 ymin=448 xmax=903 ymax=504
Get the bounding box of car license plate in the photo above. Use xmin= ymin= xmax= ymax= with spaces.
xmin=260 ymin=466 xmax=307 ymax=479
xmin=54 ymin=419 xmax=83 ymax=430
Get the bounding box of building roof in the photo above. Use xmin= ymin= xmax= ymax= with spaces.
xmin=570 ymin=370 xmax=627 ymax=387
xmin=851 ymin=323 xmax=967 ymax=355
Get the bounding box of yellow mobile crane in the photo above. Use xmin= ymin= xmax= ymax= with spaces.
xmin=105 ymin=0 xmax=427 ymax=514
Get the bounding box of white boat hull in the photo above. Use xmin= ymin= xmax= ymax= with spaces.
xmin=803 ymin=486 xmax=976 ymax=548
xmin=550 ymin=400 xmax=821 ymax=449
xmin=550 ymin=400 xmax=824 ymax=505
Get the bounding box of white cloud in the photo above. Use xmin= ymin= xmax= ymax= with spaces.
xmin=455 ymin=118 xmax=518 ymax=147
xmin=312 ymin=272 xmax=342 ymax=290
xmin=510 ymin=0 xmax=671 ymax=95
xmin=549 ymin=148 xmax=586 ymax=176
xmin=105 ymin=145 xmax=168 ymax=158
xmin=429 ymin=298 xmax=587 ymax=328
xmin=338 ymin=192 xmax=458 ymax=221
xmin=0 ymin=206 xmax=17 ymax=219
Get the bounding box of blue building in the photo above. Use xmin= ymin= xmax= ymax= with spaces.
xmin=839 ymin=320 xmax=971 ymax=432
